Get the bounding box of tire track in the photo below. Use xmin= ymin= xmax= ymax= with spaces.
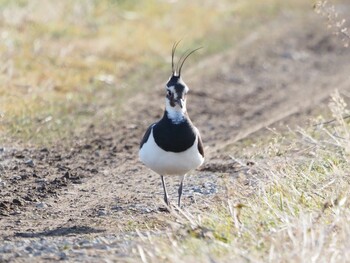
xmin=1 ymin=9 xmax=350 ymax=244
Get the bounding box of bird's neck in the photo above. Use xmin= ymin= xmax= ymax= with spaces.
xmin=165 ymin=102 xmax=187 ymax=124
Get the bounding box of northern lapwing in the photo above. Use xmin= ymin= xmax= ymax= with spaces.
xmin=139 ymin=42 xmax=204 ymax=207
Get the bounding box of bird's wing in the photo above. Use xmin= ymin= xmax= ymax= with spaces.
xmin=197 ymin=133 xmax=204 ymax=158
xmin=193 ymin=127 xmax=204 ymax=158
xmin=139 ymin=123 xmax=156 ymax=149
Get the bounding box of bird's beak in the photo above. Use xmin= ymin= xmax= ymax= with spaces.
xmin=176 ymin=98 xmax=184 ymax=108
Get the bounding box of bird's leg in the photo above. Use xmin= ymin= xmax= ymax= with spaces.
xmin=161 ymin=175 xmax=170 ymax=206
xmin=178 ymin=175 xmax=186 ymax=207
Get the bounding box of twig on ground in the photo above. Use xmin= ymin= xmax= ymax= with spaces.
xmin=313 ymin=114 xmax=350 ymax=127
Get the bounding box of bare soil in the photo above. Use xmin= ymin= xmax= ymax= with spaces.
xmin=1 ymin=7 xmax=350 ymax=257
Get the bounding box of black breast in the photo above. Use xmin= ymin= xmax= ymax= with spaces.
xmin=153 ymin=112 xmax=197 ymax=152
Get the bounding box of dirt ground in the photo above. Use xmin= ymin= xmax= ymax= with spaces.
xmin=1 ymin=6 xmax=350 ymax=260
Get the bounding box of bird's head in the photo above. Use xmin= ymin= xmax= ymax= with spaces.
xmin=165 ymin=74 xmax=188 ymax=111
xmin=165 ymin=41 xmax=202 ymax=114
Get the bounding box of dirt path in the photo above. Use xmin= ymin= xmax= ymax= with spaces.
xmin=1 ymin=7 xmax=350 ymax=259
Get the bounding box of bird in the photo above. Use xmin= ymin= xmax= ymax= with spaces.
xmin=139 ymin=42 xmax=204 ymax=207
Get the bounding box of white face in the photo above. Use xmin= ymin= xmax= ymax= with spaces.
xmin=165 ymin=85 xmax=188 ymax=109
xmin=165 ymin=76 xmax=189 ymax=123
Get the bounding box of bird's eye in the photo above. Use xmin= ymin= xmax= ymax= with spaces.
xmin=166 ymin=90 xmax=171 ymax=97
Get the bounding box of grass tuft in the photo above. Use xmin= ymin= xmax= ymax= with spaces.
xmin=133 ymin=92 xmax=350 ymax=262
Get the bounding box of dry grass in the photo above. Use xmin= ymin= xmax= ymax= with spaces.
xmin=132 ymin=92 xmax=350 ymax=262
xmin=314 ymin=0 xmax=350 ymax=47
xmin=0 ymin=0 xmax=308 ymax=145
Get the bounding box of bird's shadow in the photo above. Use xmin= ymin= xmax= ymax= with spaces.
xmin=14 ymin=225 xmax=105 ymax=238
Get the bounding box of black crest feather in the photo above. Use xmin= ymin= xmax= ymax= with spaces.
xmin=171 ymin=41 xmax=202 ymax=77
xmin=177 ymin=47 xmax=203 ymax=76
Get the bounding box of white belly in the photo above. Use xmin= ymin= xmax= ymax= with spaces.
xmin=139 ymin=129 xmax=204 ymax=176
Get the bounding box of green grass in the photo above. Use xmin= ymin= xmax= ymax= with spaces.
xmin=132 ymin=93 xmax=350 ymax=262
xmin=0 ymin=0 xmax=309 ymax=146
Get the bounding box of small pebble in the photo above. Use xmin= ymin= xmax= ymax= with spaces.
xmin=0 ymin=179 xmax=6 ymax=188
xmin=25 ymin=159 xmax=35 ymax=167
xmin=12 ymin=198 xmax=23 ymax=206
xmin=90 ymin=168 xmax=98 ymax=174
xmin=111 ymin=206 xmax=123 ymax=212
xmin=58 ymin=252 xmax=68 ymax=260
xmin=98 ymin=209 xmax=108 ymax=216
xmin=35 ymin=178 xmax=47 ymax=183
xmin=35 ymin=202 xmax=48 ymax=209
xmin=25 ymin=246 xmax=33 ymax=253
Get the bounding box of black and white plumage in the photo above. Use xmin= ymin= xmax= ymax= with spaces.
xmin=139 ymin=43 xmax=204 ymax=207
